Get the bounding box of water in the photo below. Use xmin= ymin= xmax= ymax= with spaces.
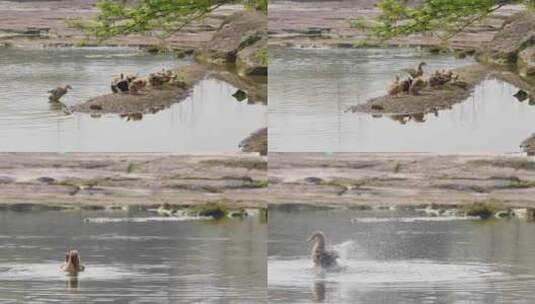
xmin=269 ymin=207 xmax=535 ymax=303
xmin=0 ymin=209 xmax=267 ymax=303
xmin=0 ymin=47 xmax=266 ymax=152
xmin=269 ymin=47 xmax=535 ymax=153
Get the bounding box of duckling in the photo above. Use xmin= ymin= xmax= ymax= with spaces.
xmin=111 ymin=73 xmax=137 ymax=93
xmin=405 ymin=62 xmax=427 ymax=78
xmin=387 ymin=75 xmax=403 ymax=96
xmin=129 ymin=77 xmax=148 ymax=95
xmin=429 ymin=69 xmax=454 ymax=87
xmin=48 ymin=85 xmax=72 ymax=103
xmin=307 ymin=231 xmax=339 ymax=269
xmin=409 ymin=76 xmax=428 ymax=95
xmin=400 ymin=77 xmax=413 ymax=94
xmin=60 ymin=249 xmax=85 ymax=274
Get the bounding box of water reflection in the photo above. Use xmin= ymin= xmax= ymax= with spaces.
xmin=269 ymin=47 xmax=535 ymax=152
xmin=0 ymin=209 xmax=267 ymax=303
xmin=0 ymin=47 xmax=266 ymax=152
xmin=269 ymin=207 xmax=535 ymax=304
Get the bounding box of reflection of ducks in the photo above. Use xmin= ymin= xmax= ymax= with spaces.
xmin=48 ymin=85 xmax=72 ymax=103
xmin=307 ymin=231 xmax=339 ymax=269
xmin=387 ymin=75 xmax=403 ymax=96
xmin=66 ymin=275 xmax=79 ymax=290
xmin=60 ymin=249 xmax=85 ymax=274
xmin=312 ymin=281 xmax=326 ymax=303
xmin=406 ymin=62 xmax=426 ymax=78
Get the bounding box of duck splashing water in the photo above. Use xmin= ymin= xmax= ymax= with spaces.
xmin=307 ymin=231 xmax=339 ymax=269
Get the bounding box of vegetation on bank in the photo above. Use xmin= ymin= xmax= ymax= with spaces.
xmin=68 ymin=0 xmax=266 ymax=40
xmin=366 ymin=0 xmax=534 ymax=41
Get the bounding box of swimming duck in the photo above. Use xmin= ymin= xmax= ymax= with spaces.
xmin=307 ymin=231 xmax=339 ymax=269
xmin=409 ymin=76 xmax=428 ymax=95
xmin=406 ymin=62 xmax=427 ymax=78
xmin=48 ymin=85 xmax=71 ymax=102
xmin=387 ymin=75 xmax=403 ymax=96
xmin=60 ymin=249 xmax=85 ymax=273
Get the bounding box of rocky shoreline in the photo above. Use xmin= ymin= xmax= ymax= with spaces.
xmin=268 ymin=153 xmax=535 ymax=209
xmin=0 ymin=153 xmax=267 ymax=208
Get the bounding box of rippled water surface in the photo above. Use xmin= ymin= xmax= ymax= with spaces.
xmin=0 ymin=210 xmax=267 ymax=303
xmin=269 ymin=207 xmax=535 ymax=303
xmin=0 ymin=47 xmax=266 ymax=152
xmin=269 ymin=47 xmax=535 ymax=152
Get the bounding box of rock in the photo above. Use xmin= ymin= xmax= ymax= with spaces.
xmin=304 ymin=177 xmax=324 ymax=184
xmin=232 ymin=89 xmax=248 ymax=102
xmin=239 ymin=127 xmax=267 ymax=156
xmin=0 ymin=176 xmax=15 ymax=184
xmin=518 ymin=45 xmax=535 ymax=77
xmin=37 ymin=177 xmax=56 ymax=184
xmin=478 ymin=12 xmax=535 ymax=65
xmin=236 ymin=36 xmax=268 ymax=77
xmin=520 ymin=133 xmax=535 ymax=156
xmin=196 ymin=10 xmax=267 ymax=76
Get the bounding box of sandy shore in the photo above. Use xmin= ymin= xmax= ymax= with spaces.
xmin=0 ymin=153 xmax=267 ymax=208
xmin=268 ymin=153 xmax=535 ymax=208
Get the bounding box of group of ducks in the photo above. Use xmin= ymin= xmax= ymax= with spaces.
xmin=387 ymin=62 xmax=459 ymax=96
xmin=47 ymin=68 xmax=181 ymax=103
xmin=111 ymin=68 xmax=180 ymax=95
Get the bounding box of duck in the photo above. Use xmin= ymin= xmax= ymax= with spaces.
xmin=405 ymin=62 xmax=427 ymax=78
xmin=111 ymin=73 xmax=137 ymax=93
xmin=409 ymin=76 xmax=428 ymax=95
xmin=307 ymin=231 xmax=339 ymax=269
xmin=48 ymin=85 xmax=72 ymax=102
xmin=429 ymin=69 xmax=454 ymax=87
xmin=387 ymin=75 xmax=403 ymax=96
xmin=60 ymin=249 xmax=85 ymax=274
xmin=129 ymin=77 xmax=148 ymax=94
xmin=400 ymin=77 xmax=413 ymax=94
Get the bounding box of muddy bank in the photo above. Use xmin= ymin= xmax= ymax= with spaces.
xmin=70 ymin=64 xmax=207 ymax=115
xmin=268 ymin=153 xmax=535 ymax=208
xmin=348 ymin=64 xmax=488 ymax=115
xmin=69 ymin=63 xmax=266 ymax=116
xmin=240 ymin=127 xmax=267 ymax=156
xmin=348 ymin=63 xmax=533 ymax=116
xmin=0 ymin=153 xmax=267 ymax=208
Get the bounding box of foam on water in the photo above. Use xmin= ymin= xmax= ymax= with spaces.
xmin=0 ymin=263 xmax=139 ymax=281
xmin=351 ymin=216 xmax=481 ymax=223
xmin=83 ymin=215 xmax=212 ymax=224
xmin=268 ymin=257 xmax=505 ymax=287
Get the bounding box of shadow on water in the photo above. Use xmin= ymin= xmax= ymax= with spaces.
xmin=0 ymin=47 xmax=266 ymax=152
xmin=268 ymin=207 xmax=535 ymax=304
xmin=0 ymin=209 xmax=267 ymax=303
xmin=269 ymin=47 xmax=535 ymax=153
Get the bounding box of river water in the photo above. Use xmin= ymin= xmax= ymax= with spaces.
xmin=0 ymin=47 xmax=266 ymax=152
xmin=0 ymin=209 xmax=267 ymax=303
xmin=269 ymin=47 xmax=535 ymax=153
xmin=269 ymin=206 xmax=535 ymax=304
